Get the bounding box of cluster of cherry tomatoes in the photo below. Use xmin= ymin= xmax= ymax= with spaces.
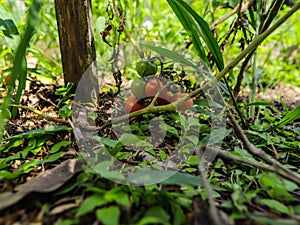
xmin=124 ymin=59 xmax=193 ymax=114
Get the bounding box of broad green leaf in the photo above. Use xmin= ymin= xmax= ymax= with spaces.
xmin=76 ymin=194 xmax=107 ymax=217
xmin=105 ymin=188 xmax=131 ymax=209
xmin=128 ymin=169 xmax=205 ymax=187
xmin=138 ymin=206 xmax=170 ymax=225
xmin=159 ymin=123 xmax=179 ymax=137
xmin=258 ymin=173 xmax=294 ymax=201
xmin=17 ymin=159 xmax=41 ymax=173
xmin=96 ymin=206 xmax=120 ymax=225
xmin=0 ymin=152 xmax=20 ymax=169
xmin=0 ymin=139 xmax=23 ymax=152
xmin=258 ymin=199 xmax=290 ymax=215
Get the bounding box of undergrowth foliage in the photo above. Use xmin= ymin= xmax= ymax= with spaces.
xmin=0 ymin=0 xmax=300 ymax=225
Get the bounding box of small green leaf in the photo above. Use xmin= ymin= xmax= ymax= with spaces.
xmin=105 ymin=188 xmax=131 ymax=209
xmin=200 ymin=128 xmax=231 ymax=145
xmin=96 ymin=206 xmax=120 ymax=225
xmin=76 ymin=194 xmax=107 ymax=217
xmin=44 ymin=152 xmax=67 ymax=163
xmin=51 ymin=140 xmax=71 ymax=153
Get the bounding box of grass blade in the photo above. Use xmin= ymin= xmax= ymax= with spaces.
xmin=275 ymin=105 xmax=300 ymax=128
xmin=166 ymin=0 xmax=208 ymax=65
xmin=167 ymin=0 xmax=224 ymax=71
xmin=9 ymin=0 xmax=44 ymax=119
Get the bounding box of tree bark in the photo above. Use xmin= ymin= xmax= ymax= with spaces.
xmin=54 ymin=0 xmax=97 ymax=103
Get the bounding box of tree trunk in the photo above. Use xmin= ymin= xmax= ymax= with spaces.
xmin=54 ymin=0 xmax=98 ymax=103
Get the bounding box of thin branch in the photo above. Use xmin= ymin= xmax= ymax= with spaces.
xmin=112 ymin=0 xmax=144 ymax=58
xmin=210 ymin=0 xmax=255 ymax=30
xmin=197 ymin=147 xmax=222 ymax=225
xmin=8 ymin=104 xmax=70 ymax=125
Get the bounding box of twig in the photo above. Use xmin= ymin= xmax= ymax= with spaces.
xmin=206 ymin=146 xmax=279 ymax=173
xmin=8 ymin=104 xmax=70 ymax=125
xmin=210 ymin=0 xmax=255 ymax=30
xmin=111 ymin=0 xmax=144 ymax=58
xmin=227 ymin=111 xmax=300 ymax=186
xmin=197 ymin=146 xmax=222 ymax=225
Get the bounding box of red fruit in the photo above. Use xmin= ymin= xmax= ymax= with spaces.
xmin=171 ymin=92 xmax=193 ymax=111
xmin=157 ymin=92 xmax=173 ymax=105
xmin=4 ymin=75 xmax=10 ymax=84
xmin=124 ymin=95 xmax=147 ymax=113
xmin=145 ymin=78 xmax=168 ymax=99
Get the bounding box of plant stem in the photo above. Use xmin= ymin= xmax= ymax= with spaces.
xmin=8 ymin=104 xmax=70 ymax=125
xmin=111 ymin=0 xmax=144 ymax=58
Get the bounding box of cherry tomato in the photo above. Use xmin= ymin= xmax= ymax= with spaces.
xmin=131 ymin=78 xmax=146 ymax=98
xmin=157 ymin=92 xmax=173 ymax=105
xmin=124 ymin=95 xmax=147 ymax=113
xmin=171 ymin=92 xmax=193 ymax=111
xmin=136 ymin=58 xmax=157 ymax=77
xmin=145 ymin=78 xmax=168 ymax=99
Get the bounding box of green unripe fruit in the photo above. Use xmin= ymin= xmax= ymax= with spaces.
xmin=131 ymin=78 xmax=146 ymax=98
xmin=136 ymin=58 xmax=157 ymax=77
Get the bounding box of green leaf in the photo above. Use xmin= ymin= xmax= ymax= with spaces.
xmin=167 ymin=0 xmax=224 ymax=71
xmin=243 ymin=100 xmax=275 ymax=108
xmin=0 ymin=139 xmax=23 ymax=152
xmin=159 ymin=123 xmax=179 ymax=137
xmin=2 ymin=126 xmax=69 ymax=141
xmin=44 ymin=152 xmax=67 ymax=163
xmin=0 ymin=170 xmax=21 ymax=180
xmin=51 ymin=140 xmax=72 ymax=153
xmin=10 ymin=0 xmax=44 ymax=119
xmin=275 ymin=104 xmax=300 ymax=128
xmin=0 ymin=4 xmax=20 ymax=49
xmin=118 ymin=133 xmax=143 ymax=146
xmin=165 ymin=0 xmax=207 ymax=66
xmin=0 ymin=152 xmax=20 ymax=169
xmin=200 ymin=128 xmax=231 ymax=145
xmin=96 ymin=206 xmax=120 ymax=225
xmin=105 ymin=188 xmax=131 ymax=209
xmin=137 ymin=206 xmax=171 ymax=225
xmin=128 ymin=169 xmax=205 ymax=187
xmin=258 ymin=199 xmax=290 ymax=215
xmin=142 ymin=44 xmax=199 ymax=71
xmin=258 ymin=173 xmax=294 ymax=201
xmin=76 ymin=194 xmax=107 ymax=217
